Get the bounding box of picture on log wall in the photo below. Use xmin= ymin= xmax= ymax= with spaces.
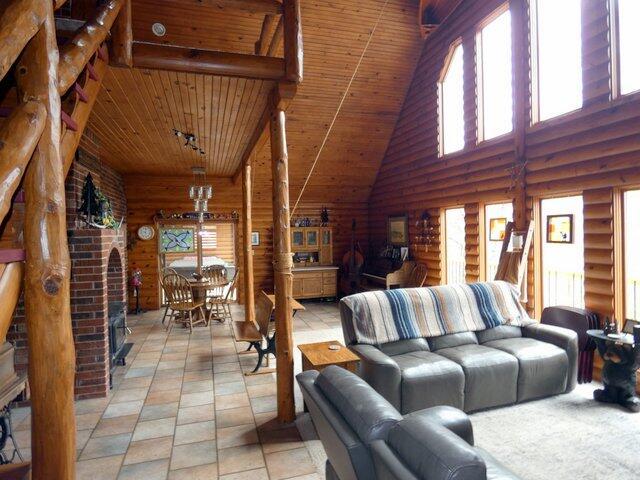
xmin=159 ymin=227 xmax=195 ymax=253
xmin=489 ymin=218 xmax=508 ymax=241
xmin=547 ymin=214 xmax=574 ymax=244
xmin=388 ymin=215 xmax=409 ymax=246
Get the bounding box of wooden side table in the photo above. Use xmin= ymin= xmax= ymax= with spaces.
xmin=298 ymin=341 xmax=359 ymax=373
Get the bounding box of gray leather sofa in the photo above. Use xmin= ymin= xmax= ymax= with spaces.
xmin=297 ymin=365 xmax=520 ymax=480
xmin=340 ymin=300 xmax=579 ymax=414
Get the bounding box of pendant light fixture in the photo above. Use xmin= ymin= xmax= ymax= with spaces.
xmin=189 ymin=167 xmax=213 ymax=223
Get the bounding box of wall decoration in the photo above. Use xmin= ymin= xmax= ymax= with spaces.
xmin=137 ymin=225 xmax=155 ymax=241
xmin=388 ymin=215 xmax=409 ymax=246
xmin=547 ymin=214 xmax=574 ymax=244
xmin=159 ymin=227 xmax=195 ymax=253
xmin=251 ymin=232 xmax=260 ymax=246
xmin=489 ymin=217 xmax=508 ymax=241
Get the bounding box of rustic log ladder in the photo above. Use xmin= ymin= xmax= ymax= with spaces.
xmin=0 ymin=0 xmax=130 ymax=478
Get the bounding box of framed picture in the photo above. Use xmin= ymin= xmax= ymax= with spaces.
xmin=622 ymin=318 xmax=640 ymax=335
xmin=251 ymin=231 xmax=260 ymax=246
xmin=388 ymin=215 xmax=409 ymax=246
xmin=546 ymin=214 xmax=574 ymax=244
xmin=159 ymin=226 xmax=195 ymax=253
xmin=489 ymin=218 xmax=507 ymax=241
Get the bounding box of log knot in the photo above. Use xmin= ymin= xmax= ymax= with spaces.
xmin=47 ymin=201 xmax=59 ymax=213
xmin=43 ymin=275 xmax=62 ymax=296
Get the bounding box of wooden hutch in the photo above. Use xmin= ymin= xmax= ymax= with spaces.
xmin=290 ymin=226 xmax=338 ymax=300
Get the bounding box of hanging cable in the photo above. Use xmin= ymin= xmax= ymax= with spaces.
xmin=291 ymin=0 xmax=390 ymax=215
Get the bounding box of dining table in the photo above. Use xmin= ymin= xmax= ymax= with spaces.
xmin=187 ymin=277 xmax=230 ymax=323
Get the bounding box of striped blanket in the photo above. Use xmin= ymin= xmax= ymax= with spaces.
xmin=342 ymin=281 xmax=529 ymax=345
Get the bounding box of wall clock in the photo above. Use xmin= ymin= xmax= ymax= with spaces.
xmin=137 ymin=225 xmax=155 ymax=241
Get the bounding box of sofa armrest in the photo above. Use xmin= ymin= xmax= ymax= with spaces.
xmin=351 ymin=344 xmax=402 ymax=410
xmin=522 ymin=322 xmax=578 ymax=392
xmin=406 ymin=406 xmax=474 ymax=445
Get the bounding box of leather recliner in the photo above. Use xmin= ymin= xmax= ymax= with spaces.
xmin=297 ymin=365 xmax=520 ymax=480
xmin=340 ymin=301 xmax=579 ymax=414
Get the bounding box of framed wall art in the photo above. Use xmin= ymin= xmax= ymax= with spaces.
xmin=489 ymin=217 xmax=507 ymax=241
xmin=159 ymin=226 xmax=195 ymax=253
xmin=388 ymin=215 xmax=409 ymax=246
xmin=546 ymin=214 xmax=574 ymax=244
xmin=251 ymin=231 xmax=260 ymax=246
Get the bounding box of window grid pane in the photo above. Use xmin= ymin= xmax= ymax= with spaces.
xmin=479 ymin=10 xmax=513 ymax=140
xmin=441 ymin=45 xmax=465 ymax=155
xmin=535 ymin=0 xmax=582 ymax=121
xmin=624 ymin=190 xmax=640 ymax=320
xmin=484 ymin=202 xmax=513 ymax=280
xmin=618 ymin=0 xmax=640 ymax=95
xmin=445 ymin=208 xmax=466 ymax=284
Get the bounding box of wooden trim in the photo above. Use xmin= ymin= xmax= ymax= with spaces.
xmin=0 ymin=0 xmax=46 ymax=82
xmin=110 ymin=0 xmax=133 ymax=67
xmin=609 ymin=0 xmax=620 ymax=101
xmin=194 ymin=0 xmax=283 ymax=15
xmin=613 ymin=186 xmax=625 ymax=322
xmin=133 ymin=42 xmax=286 ymax=81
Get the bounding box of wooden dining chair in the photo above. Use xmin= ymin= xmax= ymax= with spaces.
xmin=231 ymin=291 xmax=275 ymax=374
xmin=163 ymin=274 xmax=207 ymax=333
xmin=406 ymin=263 xmax=428 ymax=288
xmin=208 ymin=270 xmax=238 ymax=323
xmin=159 ymin=267 xmax=179 ymax=325
xmin=202 ymin=265 xmax=226 ymax=300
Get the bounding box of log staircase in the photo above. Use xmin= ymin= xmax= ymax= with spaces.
xmin=0 ymin=1 xmax=130 ymax=478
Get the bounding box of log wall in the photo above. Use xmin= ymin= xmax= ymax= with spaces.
xmin=369 ymin=0 xmax=639 ymax=322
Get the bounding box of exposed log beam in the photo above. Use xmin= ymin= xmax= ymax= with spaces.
xmin=270 ymin=103 xmax=295 ymax=423
xmin=54 ymin=18 xmax=85 ymax=35
xmin=242 ymin=163 xmax=255 ymax=323
xmin=283 ymin=0 xmax=302 ymax=83
xmin=61 ymin=52 xmax=108 ymax=175
xmin=232 ymin=82 xmax=296 ymax=183
xmin=267 ymin=16 xmax=284 ymax=57
xmin=133 ymin=42 xmax=286 ymax=81
xmin=512 ymin=0 xmax=528 ymax=230
xmin=197 ymin=0 xmax=283 ymax=15
xmin=255 ymin=14 xmax=277 ymax=55
xmin=110 ymin=0 xmax=132 ymax=67
xmin=58 ymin=0 xmax=123 ymax=94
xmin=0 ymin=0 xmax=46 ymax=82
xmin=0 ymin=100 xmax=46 ymax=226
xmin=16 ymin=1 xmax=77 ymax=478
xmin=0 ymin=262 xmax=25 ymax=344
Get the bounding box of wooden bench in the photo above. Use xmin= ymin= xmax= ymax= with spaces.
xmin=231 ymin=292 xmax=275 ymax=374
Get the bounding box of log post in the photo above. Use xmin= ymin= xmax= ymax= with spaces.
xmin=255 ymin=14 xmax=277 ymax=55
xmin=283 ymin=0 xmax=303 ymax=83
xmin=110 ymin=0 xmax=132 ymax=67
xmin=270 ymin=105 xmax=295 ymax=423
xmin=242 ymin=162 xmax=256 ymax=323
xmin=15 ymin=3 xmax=77 ymax=478
xmin=0 ymin=101 xmax=46 ymax=225
xmin=512 ymin=0 xmax=528 ymax=230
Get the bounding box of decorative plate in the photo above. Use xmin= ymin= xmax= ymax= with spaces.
xmin=137 ymin=225 xmax=155 ymax=241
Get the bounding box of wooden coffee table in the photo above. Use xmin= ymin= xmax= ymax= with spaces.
xmin=298 ymin=341 xmax=359 ymax=373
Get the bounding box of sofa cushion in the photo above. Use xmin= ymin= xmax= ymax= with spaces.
xmin=387 ymin=415 xmax=486 ymax=480
xmin=476 ymin=448 xmax=521 ymax=480
xmin=436 ymin=345 xmax=518 ymax=412
xmin=483 ymin=338 xmax=568 ymax=401
xmin=428 ymin=331 xmax=479 ymax=351
xmin=316 ymin=365 xmax=402 ymax=443
xmin=381 ymin=338 xmax=430 ymax=356
xmin=475 ymin=325 xmax=522 ymax=344
xmin=393 ymin=351 xmax=465 ymax=413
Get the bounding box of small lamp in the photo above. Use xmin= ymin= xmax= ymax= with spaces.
xmin=509 ymin=232 xmax=524 ymax=252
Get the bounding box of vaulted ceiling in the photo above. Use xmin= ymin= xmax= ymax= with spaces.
xmin=82 ymin=0 xmax=452 ymax=203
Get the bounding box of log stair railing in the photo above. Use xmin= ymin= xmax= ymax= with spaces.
xmin=0 ymin=1 xmax=129 ymax=478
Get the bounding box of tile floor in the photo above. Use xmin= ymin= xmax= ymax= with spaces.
xmin=8 ymin=301 xmax=345 ymax=479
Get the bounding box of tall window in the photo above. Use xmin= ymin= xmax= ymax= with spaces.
xmin=624 ymin=190 xmax=640 ymax=320
xmin=541 ymin=196 xmax=584 ymax=309
xmin=439 ymin=43 xmax=465 ymax=155
xmin=445 ymin=207 xmax=466 ymax=284
xmin=477 ymin=9 xmax=513 ymax=141
xmin=614 ymin=0 xmax=640 ymax=95
xmin=484 ymin=202 xmax=513 ymax=280
xmin=532 ymin=0 xmax=582 ymax=121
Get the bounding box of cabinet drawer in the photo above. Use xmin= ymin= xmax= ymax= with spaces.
xmin=322 ymin=271 xmax=337 ymax=284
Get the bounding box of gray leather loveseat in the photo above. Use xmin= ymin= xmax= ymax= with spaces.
xmin=340 ymin=283 xmax=579 ymax=414
xmin=298 ymin=365 xmax=521 ymax=480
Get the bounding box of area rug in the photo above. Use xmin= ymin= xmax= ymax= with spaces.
xmin=297 ymin=383 xmax=640 ymax=479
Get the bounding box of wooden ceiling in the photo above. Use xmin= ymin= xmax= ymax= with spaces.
xmin=83 ymin=0 xmax=458 ymax=201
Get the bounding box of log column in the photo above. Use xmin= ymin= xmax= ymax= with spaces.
xmin=15 ymin=2 xmax=77 ymax=478
xmin=270 ymin=106 xmax=295 ymax=423
xmin=242 ymin=162 xmax=256 ymax=323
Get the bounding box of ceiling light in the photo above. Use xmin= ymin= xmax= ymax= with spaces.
xmin=152 ymin=22 xmax=166 ymax=37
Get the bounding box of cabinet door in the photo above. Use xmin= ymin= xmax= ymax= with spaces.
xmin=320 ymin=228 xmax=332 ymax=265
xmin=291 ymin=229 xmax=305 ymax=248
xmin=322 ymin=270 xmax=337 ymax=296
xmin=302 ymin=275 xmax=323 ymax=297
xmin=292 ymin=276 xmax=303 ymax=298
xmin=306 ymin=228 xmax=319 ymax=248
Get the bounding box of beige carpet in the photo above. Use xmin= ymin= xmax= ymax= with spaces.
xmin=298 ymin=384 xmax=640 ymax=479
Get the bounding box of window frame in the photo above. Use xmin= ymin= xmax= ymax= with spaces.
xmin=442 ymin=206 xmax=467 ymax=285
xmin=529 ymin=0 xmax=584 ymax=124
xmin=610 ymin=0 xmax=640 ymax=100
xmin=438 ymin=39 xmax=465 ymax=157
xmin=475 ymin=3 xmax=513 ymax=144
xmin=481 ymin=200 xmax=515 ymax=282
xmin=616 ymin=185 xmax=640 ymax=323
